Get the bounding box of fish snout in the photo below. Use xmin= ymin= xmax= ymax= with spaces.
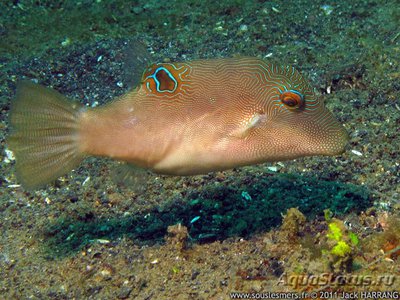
xmin=317 ymin=124 xmax=349 ymax=156
xmin=301 ymin=112 xmax=349 ymax=157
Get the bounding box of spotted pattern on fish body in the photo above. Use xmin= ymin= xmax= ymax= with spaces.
xmin=8 ymin=57 xmax=349 ymax=189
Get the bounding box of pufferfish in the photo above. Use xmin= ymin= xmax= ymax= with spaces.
xmin=8 ymin=57 xmax=348 ymax=189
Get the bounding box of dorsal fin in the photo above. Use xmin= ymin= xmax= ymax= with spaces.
xmin=122 ymin=39 xmax=154 ymax=90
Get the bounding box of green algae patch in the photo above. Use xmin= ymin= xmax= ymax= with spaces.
xmin=41 ymin=173 xmax=370 ymax=258
xmin=186 ymin=173 xmax=370 ymax=241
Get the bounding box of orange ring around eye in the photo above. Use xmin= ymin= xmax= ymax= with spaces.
xmin=279 ymin=90 xmax=304 ymax=109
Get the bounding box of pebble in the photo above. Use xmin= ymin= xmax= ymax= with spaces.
xmin=3 ymin=149 xmax=15 ymax=163
xmin=132 ymin=6 xmax=143 ymax=14
xmin=271 ymin=7 xmax=281 ymax=13
xmin=95 ymin=239 xmax=111 ymax=244
xmin=7 ymin=184 xmax=21 ymax=188
xmin=239 ymin=24 xmax=248 ymax=33
xmin=82 ymin=176 xmax=91 ymax=186
xmin=241 ymin=191 xmax=252 ymax=201
xmin=190 ymin=216 xmax=201 ymax=224
xmin=118 ymin=286 xmax=133 ymax=299
xmin=320 ymin=4 xmax=334 ymax=15
xmin=351 ymin=150 xmax=363 ymax=156
xmin=61 ymin=38 xmax=71 ymax=47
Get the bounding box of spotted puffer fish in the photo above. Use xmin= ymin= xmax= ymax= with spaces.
xmin=8 ymin=57 xmax=348 ymax=189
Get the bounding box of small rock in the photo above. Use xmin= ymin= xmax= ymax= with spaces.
xmin=238 ymin=24 xmax=248 ymax=33
xmin=61 ymin=37 xmax=71 ymax=47
xmin=118 ymin=286 xmax=133 ymax=299
xmin=165 ymin=224 xmax=189 ymax=251
xmin=132 ymin=6 xmax=143 ymax=14
xmin=320 ymin=4 xmax=334 ymax=15
xmin=191 ymin=270 xmax=200 ymax=280
xmin=351 ymin=150 xmax=363 ymax=156
xmin=99 ymin=264 xmax=115 ymax=280
xmin=3 ymin=149 xmax=15 ymax=163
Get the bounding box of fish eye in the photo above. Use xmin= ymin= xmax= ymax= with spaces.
xmin=280 ymin=90 xmax=304 ymax=109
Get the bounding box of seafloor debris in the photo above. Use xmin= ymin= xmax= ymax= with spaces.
xmin=165 ymin=223 xmax=189 ymax=252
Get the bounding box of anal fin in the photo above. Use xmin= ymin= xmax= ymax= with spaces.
xmin=111 ymin=162 xmax=152 ymax=193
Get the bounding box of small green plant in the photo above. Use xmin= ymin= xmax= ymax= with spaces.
xmin=171 ymin=266 xmax=180 ymax=274
xmin=323 ymin=210 xmax=359 ymax=272
xmin=348 ymin=232 xmax=359 ymax=246
xmin=326 ymin=222 xmax=359 ymax=257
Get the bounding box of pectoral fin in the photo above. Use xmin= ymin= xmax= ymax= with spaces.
xmin=229 ymin=113 xmax=266 ymax=139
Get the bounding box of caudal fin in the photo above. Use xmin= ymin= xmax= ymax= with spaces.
xmin=8 ymin=81 xmax=85 ymax=189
